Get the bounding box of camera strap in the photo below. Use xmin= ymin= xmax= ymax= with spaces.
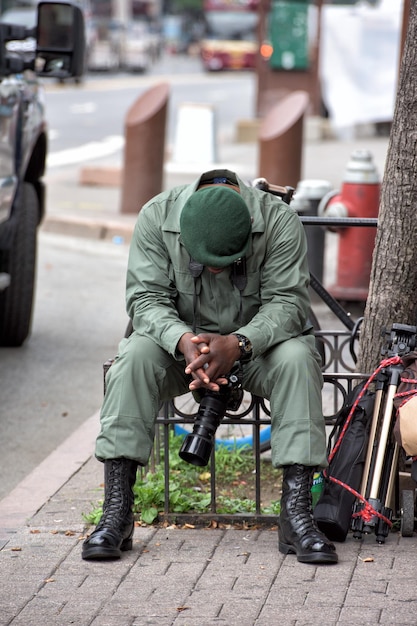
xmin=189 ymin=258 xmax=204 ymax=333
xmin=231 ymin=257 xmax=247 ymax=325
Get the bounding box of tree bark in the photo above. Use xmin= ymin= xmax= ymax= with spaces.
xmin=356 ymin=0 xmax=417 ymax=374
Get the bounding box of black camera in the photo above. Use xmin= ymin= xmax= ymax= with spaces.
xmin=381 ymin=323 xmax=417 ymax=358
xmin=179 ymin=367 xmax=243 ymax=467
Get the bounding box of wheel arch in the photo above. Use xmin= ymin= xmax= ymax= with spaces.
xmin=24 ymin=130 xmax=47 ymax=225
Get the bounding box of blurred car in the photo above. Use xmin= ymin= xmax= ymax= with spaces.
xmin=87 ymin=19 xmax=122 ymax=71
xmin=201 ymin=37 xmax=257 ymax=71
xmin=0 ymin=6 xmax=37 ymax=29
xmin=0 ymin=7 xmax=37 ymax=62
xmin=0 ymin=1 xmax=85 ymax=346
xmin=120 ymin=21 xmax=158 ymax=73
xmin=87 ymin=18 xmax=162 ymax=74
xmin=200 ymin=5 xmax=258 ymax=72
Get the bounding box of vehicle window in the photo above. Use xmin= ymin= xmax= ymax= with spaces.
xmin=0 ymin=9 xmax=36 ymax=28
xmin=205 ymin=11 xmax=258 ymax=40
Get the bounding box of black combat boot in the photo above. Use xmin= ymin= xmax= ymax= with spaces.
xmin=82 ymin=458 xmax=138 ymax=560
xmin=278 ymin=464 xmax=338 ymax=564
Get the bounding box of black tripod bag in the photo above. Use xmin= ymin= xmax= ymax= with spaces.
xmin=313 ymin=381 xmax=375 ymax=542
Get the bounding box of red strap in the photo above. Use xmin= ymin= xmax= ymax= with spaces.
xmin=324 ymin=355 xmax=403 ymax=529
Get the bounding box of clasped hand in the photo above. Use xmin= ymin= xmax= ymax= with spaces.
xmin=179 ymin=332 xmax=239 ymax=392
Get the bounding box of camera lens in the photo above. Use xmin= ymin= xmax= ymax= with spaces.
xmin=179 ymin=391 xmax=230 ymax=466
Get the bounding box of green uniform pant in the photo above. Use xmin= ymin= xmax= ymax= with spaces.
xmin=96 ymin=333 xmax=327 ymax=468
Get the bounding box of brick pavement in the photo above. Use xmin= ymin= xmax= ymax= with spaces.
xmin=2 ymin=450 xmax=417 ymax=626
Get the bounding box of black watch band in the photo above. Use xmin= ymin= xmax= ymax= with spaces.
xmin=233 ymin=333 xmax=253 ymax=363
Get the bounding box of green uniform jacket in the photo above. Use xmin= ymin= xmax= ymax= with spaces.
xmin=98 ymin=170 xmax=326 ymax=467
xmin=126 ymin=169 xmax=311 ymax=356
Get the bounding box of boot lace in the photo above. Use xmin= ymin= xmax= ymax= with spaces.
xmin=97 ymin=460 xmax=135 ymax=531
xmin=285 ymin=466 xmax=326 ymax=543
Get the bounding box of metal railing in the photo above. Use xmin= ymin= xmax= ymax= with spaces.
xmin=142 ymin=328 xmax=368 ymax=526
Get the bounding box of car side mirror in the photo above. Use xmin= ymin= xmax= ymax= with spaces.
xmin=36 ymin=1 xmax=85 ymax=79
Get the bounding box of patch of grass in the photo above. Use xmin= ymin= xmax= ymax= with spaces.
xmin=83 ymin=431 xmax=281 ymax=525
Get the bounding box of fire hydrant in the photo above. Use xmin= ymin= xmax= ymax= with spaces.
xmin=318 ymin=150 xmax=380 ymax=302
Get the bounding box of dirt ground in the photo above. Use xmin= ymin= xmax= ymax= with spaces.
xmin=215 ymin=456 xmax=282 ymax=509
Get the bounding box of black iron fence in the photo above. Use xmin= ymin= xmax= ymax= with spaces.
xmin=139 ymin=328 xmax=368 ymax=526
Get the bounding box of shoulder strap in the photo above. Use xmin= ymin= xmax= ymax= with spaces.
xmin=231 ymin=258 xmax=247 ymax=324
xmin=189 ymin=258 xmax=204 ymax=333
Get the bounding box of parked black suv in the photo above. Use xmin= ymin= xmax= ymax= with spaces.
xmin=0 ymin=1 xmax=85 ymax=346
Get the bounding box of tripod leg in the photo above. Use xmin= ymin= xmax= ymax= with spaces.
xmin=352 ymin=366 xmax=402 ymax=540
xmin=372 ymin=440 xmax=398 ymax=543
xmin=368 ymin=383 xmax=398 ymax=500
xmin=360 ymin=387 xmax=384 ymax=497
xmin=384 ymin=442 xmax=400 ymax=512
xmin=352 ymin=385 xmax=386 ymax=539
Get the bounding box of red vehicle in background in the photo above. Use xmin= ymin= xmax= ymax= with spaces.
xmin=200 ymin=0 xmax=259 ymax=71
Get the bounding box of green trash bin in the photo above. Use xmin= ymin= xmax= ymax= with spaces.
xmin=268 ymin=1 xmax=309 ymax=70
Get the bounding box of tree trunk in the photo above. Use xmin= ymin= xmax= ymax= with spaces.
xmin=356 ymin=0 xmax=417 ymax=375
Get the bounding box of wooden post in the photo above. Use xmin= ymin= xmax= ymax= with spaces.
xmin=258 ymin=90 xmax=309 ymax=188
xmin=120 ymin=82 xmax=170 ymax=214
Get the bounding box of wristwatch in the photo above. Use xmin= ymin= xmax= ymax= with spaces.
xmin=233 ymin=333 xmax=253 ymax=363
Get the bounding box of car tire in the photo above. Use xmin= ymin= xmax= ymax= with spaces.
xmin=0 ymin=182 xmax=39 ymax=346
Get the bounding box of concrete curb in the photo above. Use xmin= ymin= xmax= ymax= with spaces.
xmin=42 ymin=213 xmax=136 ymax=243
xmin=0 ymin=411 xmax=99 ymax=542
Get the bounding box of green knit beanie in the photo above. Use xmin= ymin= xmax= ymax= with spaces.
xmin=180 ymin=186 xmax=251 ymax=268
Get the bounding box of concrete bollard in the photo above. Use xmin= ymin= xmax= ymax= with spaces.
xmin=120 ymin=82 xmax=170 ymax=215
xmin=258 ymin=90 xmax=309 ymax=189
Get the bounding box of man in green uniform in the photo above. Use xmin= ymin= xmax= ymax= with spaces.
xmin=82 ymin=169 xmax=338 ymax=565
